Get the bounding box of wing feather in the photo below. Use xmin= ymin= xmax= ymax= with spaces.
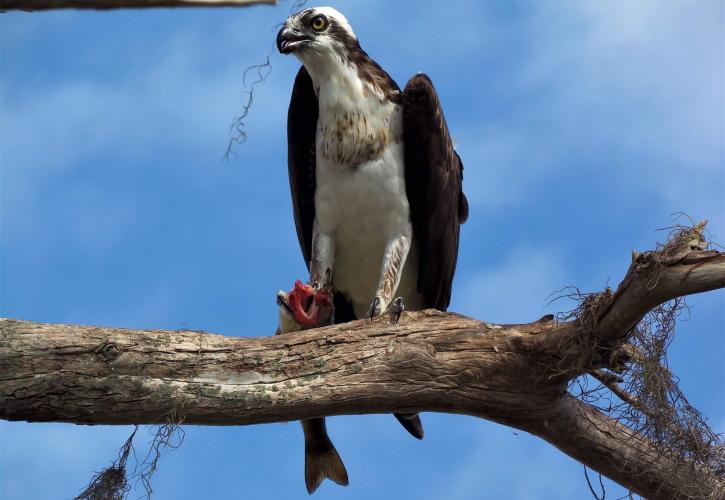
xmin=287 ymin=66 xmax=318 ymax=269
xmin=402 ymin=74 xmax=467 ymax=311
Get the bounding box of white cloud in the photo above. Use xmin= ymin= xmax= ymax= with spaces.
xmin=4 ymin=1 xmax=721 ymax=221
xmin=456 ymin=0 xmax=724 ymax=220
xmin=0 ymin=34 xmax=271 ymax=179
xmin=0 ymin=17 xmax=295 ymax=257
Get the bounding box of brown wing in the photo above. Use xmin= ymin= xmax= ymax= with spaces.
xmin=287 ymin=66 xmax=318 ymax=269
xmin=402 ymin=74 xmax=468 ymax=311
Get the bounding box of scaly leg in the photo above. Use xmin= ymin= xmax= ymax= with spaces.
xmin=310 ymin=219 xmax=335 ymax=290
xmin=366 ymin=225 xmax=412 ymax=321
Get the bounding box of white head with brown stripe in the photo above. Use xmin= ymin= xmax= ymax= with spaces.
xmin=277 ymin=7 xmax=400 ymax=101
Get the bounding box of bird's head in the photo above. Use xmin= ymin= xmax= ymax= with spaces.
xmin=276 ymin=7 xmax=357 ymax=60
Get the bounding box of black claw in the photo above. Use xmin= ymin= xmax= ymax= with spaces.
xmin=369 ymin=297 xmax=380 ymax=322
xmin=394 ymin=299 xmax=404 ymax=324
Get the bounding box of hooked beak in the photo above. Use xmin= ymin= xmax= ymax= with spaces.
xmin=276 ymin=26 xmax=312 ymax=54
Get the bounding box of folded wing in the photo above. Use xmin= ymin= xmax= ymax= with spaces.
xmin=402 ymin=74 xmax=468 ymax=311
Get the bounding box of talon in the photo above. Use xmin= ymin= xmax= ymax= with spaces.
xmin=368 ymin=296 xmax=381 ymax=322
xmin=389 ymin=297 xmax=404 ymax=324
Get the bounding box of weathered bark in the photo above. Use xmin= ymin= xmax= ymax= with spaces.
xmin=0 ymin=0 xmax=274 ymax=12
xmin=1 ymin=230 xmax=723 ymax=499
xmin=532 ymin=396 xmax=720 ymax=500
xmin=594 ymin=247 xmax=725 ymax=343
xmin=0 ymin=312 xmax=564 ymax=426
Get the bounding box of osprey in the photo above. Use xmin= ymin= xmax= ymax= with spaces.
xmin=276 ymin=6 xmax=467 ymax=494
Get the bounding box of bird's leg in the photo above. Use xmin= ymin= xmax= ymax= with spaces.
xmin=275 ymin=220 xmax=337 ymax=334
xmin=310 ymin=220 xmax=335 ymax=290
xmin=366 ymin=227 xmax=412 ymax=322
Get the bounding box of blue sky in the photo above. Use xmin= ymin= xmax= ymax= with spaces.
xmin=1 ymin=1 xmax=723 ymax=498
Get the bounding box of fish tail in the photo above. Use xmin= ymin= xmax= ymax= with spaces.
xmin=302 ymin=417 xmax=349 ymax=494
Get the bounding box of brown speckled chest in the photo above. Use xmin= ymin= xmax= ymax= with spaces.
xmin=317 ymin=108 xmax=399 ymax=168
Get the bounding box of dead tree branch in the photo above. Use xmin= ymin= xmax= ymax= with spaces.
xmin=1 ymin=226 xmax=723 ymax=499
xmin=1 ymin=0 xmax=274 ymax=12
xmin=594 ymin=222 xmax=724 ymax=343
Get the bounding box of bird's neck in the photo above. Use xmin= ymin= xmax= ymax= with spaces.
xmin=298 ymin=51 xmax=389 ymax=111
xmin=297 ymin=51 xmax=346 ymax=88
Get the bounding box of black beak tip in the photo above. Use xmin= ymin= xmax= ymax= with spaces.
xmin=276 ymin=27 xmax=311 ymax=55
xmin=276 ymin=28 xmax=287 ymax=54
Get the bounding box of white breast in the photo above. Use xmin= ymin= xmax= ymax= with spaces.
xmin=312 ymin=67 xmax=423 ymax=317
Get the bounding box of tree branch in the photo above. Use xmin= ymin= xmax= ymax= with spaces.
xmin=0 ymin=312 xmax=565 ymax=426
xmin=594 ymin=224 xmax=725 ymax=343
xmin=532 ymin=395 xmax=722 ymax=500
xmin=1 ymin=314 xmax=723 ymax=498
xmin=1 ymin=227 xmax=723 ymax=498
xmin=589 ymin=369 xmax=639 ymax=407
xmin=0 ymin=0 xmax=275 ymax=12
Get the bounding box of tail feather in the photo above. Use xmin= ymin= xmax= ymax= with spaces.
xmin=394 ymin=412 xmax=424 ymax=439
xmin=302 ymin=418 xmax=349 ymax=494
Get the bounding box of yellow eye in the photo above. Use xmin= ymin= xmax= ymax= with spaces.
xmin=311 ymin=16 xmax=327 ymax=31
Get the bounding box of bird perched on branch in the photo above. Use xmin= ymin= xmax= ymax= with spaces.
xmin=275 ymin=6 xmax=468 ymax=494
